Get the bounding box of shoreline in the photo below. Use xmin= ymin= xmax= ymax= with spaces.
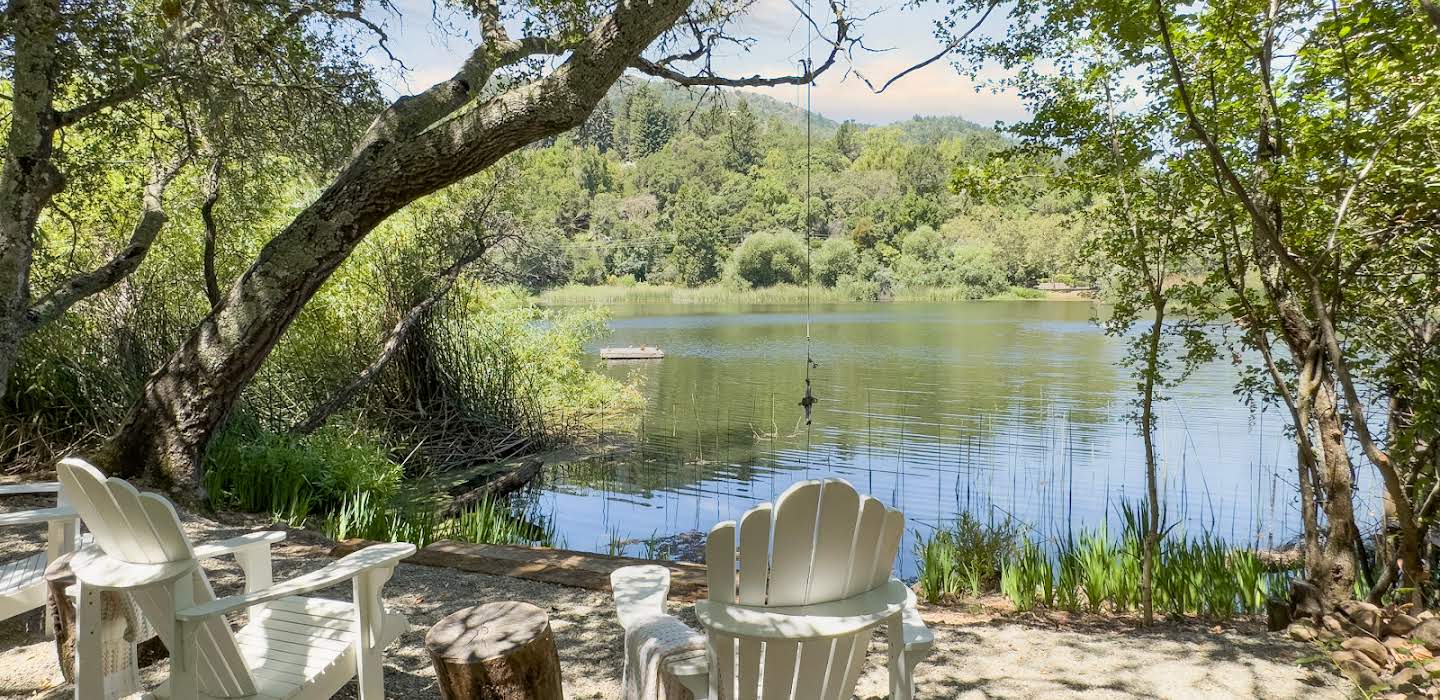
xmin=538 ymin=283 xmax=1097 ymax=306
xmin=0 ymin=502 xmax=1346 ymax=699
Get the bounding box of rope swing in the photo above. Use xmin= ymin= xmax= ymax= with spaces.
xmin=798 ymin=1 xmax=819 ymax=428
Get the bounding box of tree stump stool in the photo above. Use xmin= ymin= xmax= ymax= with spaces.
xmin=426 ymin=601 xmax=564 ymax=700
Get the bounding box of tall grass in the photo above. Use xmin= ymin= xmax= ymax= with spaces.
xmin=919 ymin=501 xmax=1294 ymax=619
xmin=540 ymin=283 xmax=1064 ymax=306
xmin=320 ymin=490 xmax=555 ymax=548
xmin=1000 ymin=538 xmax=1053 ymax=611
xmin=915 ymin=513 xmax=1018 ymax=603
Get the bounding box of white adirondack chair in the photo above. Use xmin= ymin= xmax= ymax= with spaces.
xmin=58 ymin=458 xmax=416 ymax=700
xmin=612 ymin=478 xmax=935 ymax=700
xmin=0 ymin=481 xmax=79 ymax=627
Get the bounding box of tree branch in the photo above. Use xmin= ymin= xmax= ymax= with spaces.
xmin=854 ymin=1 xmax=997 ymax=94
xmin=289 ymin=224 xmax=510 ymax=436
xmin=633 ymin=0 xmax=850 ymax=87
xmin=25 ymin=152 xmax=189 ymax=329
xmin=200 ymin=155 xmax=223 ymax=309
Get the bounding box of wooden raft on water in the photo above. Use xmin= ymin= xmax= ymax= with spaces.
xmin=599 ymin=346 xmax=664 ymax=360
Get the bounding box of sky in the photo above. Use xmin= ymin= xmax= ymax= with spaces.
xmin=366 ymin=0 xmax=1028 ymax=127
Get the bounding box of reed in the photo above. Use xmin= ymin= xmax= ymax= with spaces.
xmin=927 ymin=499 xmax=1295 ymax=619
xmin=914 ymin=513 xmax=1018 ymax=603
xmin=1000 ymin=538 xmax=1053 ymax=611
xmin=540 ymin=283 xmax=1062 ymax=306
xmin=319 ymin=489 xmax=554 ymax=548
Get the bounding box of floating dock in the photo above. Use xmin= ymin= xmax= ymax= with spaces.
xmin=600 ymin=346 xmax=665 ymax=360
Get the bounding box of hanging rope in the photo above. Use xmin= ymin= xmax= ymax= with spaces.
xmin=799 ymin=0 xmax=818 ymax=428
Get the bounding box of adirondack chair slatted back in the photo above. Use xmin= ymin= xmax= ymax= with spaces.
xmin=704 ymin=479 xmax=905 ymax=700
xmin=59 ymin=458 xmax=258 ymax=698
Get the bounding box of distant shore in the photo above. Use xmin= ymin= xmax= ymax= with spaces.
xmin=539 ymin=283 xmax=1095 ymax=306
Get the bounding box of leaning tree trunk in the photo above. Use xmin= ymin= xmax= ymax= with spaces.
xmin=101 ymin=0 xmax=694 ymax=497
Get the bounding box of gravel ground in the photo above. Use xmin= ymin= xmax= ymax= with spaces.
xmin=1 ymin=504 xmax=1346 ymax=699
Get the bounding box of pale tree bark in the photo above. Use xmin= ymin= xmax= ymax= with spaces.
xmin=102 ymin=0 xmax=697 ymax=497
xmin=0 ymin=0 xmax=66 ymax=400
xmin=0 ymin=0 xmax=186 ymax=400
xmin=1139 ymin=294 xmax=1164 ymax=626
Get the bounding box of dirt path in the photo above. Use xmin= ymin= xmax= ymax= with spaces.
xmin=0 ymin=513 xmax=1344 ymax=699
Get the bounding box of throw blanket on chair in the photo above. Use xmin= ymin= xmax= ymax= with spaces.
xmin=622 ymin=613 xmax=706 ymax=700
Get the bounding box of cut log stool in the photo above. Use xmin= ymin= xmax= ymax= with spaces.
xmin=426 ymin=601 xmax=564 ymax=700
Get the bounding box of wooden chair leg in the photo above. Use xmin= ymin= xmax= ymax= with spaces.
xmin=353 ymin=568 xmax=390 ymax=700
xmin=74 ymin=582 xmax=102 ymax=700
xmin=886 ymin=616 xmax=916 ymax=700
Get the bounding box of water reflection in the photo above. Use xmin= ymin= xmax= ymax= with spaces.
xmin=535 ymin=300 xmax=1373 ymax=578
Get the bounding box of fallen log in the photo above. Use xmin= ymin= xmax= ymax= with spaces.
xmin=443 ymin=458 xmax=544 ymax=517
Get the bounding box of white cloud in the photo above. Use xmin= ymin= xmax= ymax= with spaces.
xmin=742 ymin=56 xmax=1026 ymax=126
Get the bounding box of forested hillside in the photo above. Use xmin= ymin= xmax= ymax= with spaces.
xmin=505 ymin=79 xmax=1087 ymax=299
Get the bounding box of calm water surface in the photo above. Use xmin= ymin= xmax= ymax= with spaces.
xmin=533 ymin=300 xmax=1374 ymax=577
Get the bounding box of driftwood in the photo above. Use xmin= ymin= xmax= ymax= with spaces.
xmin=443 ymin=458 xmax=543 ymax=517
xmin=426 ymin=602 xmax=563 ymax=700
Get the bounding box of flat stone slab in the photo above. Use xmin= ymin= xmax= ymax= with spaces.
xmin=331 ymin=539 xmax=708 ymax=601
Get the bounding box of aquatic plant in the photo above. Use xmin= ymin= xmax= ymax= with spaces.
xmin=1001 ymin=538 xmax=1053 ymax=611
xmin=914 ymin=513 xmax=1018 ymax=602
xmin=319 ymin=489 xmax=554 ymax=549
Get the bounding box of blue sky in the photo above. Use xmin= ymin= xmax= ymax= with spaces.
xmin=366 ymin=0 xmax=1027 ymax=126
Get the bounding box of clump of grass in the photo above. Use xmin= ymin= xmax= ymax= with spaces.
xmin=320 ymin=490 xmax=553 ymax=548
xmin=204 ymin=425 xmax=403 ymax=516
xmin=1000 ymin=538 xmax=1053 ymax=611
xmin=914 ymin=513 xmax=1018 ymax=603
xmin=916 ymin=500 xmax=1293 ymax=619
xmin=1055 ymin=544 xmax=1084 ymax=612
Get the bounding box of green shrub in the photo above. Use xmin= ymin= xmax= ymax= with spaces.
xmin=726 ymin=230 xmax=809 ymax=288
xmin=947 ymin=244 xmax=1010 ymax=298
xmin=914 ymin=513 xmax=1018 ymax=602
xmin=813 ymin=237 xmax=858 ymax=287
xmin=837 ymin=253 xmax=893 ymax=301
xmin=1000 ymin=538 xmax=1052 ymax=611
xmin=203 ymin=425 xmax=402 ymax=516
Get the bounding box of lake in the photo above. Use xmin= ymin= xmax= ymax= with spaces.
xmin=532 ymin=300 xmax=1366 ymax=577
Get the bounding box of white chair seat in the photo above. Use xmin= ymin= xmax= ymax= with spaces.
xmin=0 ymin=551 xmax=47 ymax=614
xmin=0 ymin=551 xmax=46 ymax=595
xmin=156 ymin=596 xmax=406 ymax=700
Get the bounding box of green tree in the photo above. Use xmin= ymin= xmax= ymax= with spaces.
xmin=946 ymin=0 xmax=1440 ymax=601
xmin=727 ymin=230 xmax=808 ymax=288
xmin=834 ymin=119 xmax=861 ymax=160
xmin=813 ymin=237 xmax=859 ymax=287
xmin=724 ymin=100 xmax=762 ymax=173
xmin=667 ymin=184 xmax=727 ymax=285
xmin=614 ymin=84 xmax=677 ymax=160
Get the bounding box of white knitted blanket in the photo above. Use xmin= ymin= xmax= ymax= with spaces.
xmin=622 ymin=613 xmax=706 ymax=700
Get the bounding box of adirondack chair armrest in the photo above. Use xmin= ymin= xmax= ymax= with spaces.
xmin=71 ymin=544 xmax=198 ymax=589
xmin=612 ymin=564 xmax=673 ymax=628
xmin=175 ymin=542 xmax=416 ymax=622
xmin=0 ymin=481 xmax=60 ymax=496
xmin=0 ymin=505 xmax=77 ymax=527
xmin=900 ymin=600 xmax=934 ymax=654
xmin=694 ymin=578 xmax=913 ymax=641
xmin=192 ymin=530 xmax=286 ymax=560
